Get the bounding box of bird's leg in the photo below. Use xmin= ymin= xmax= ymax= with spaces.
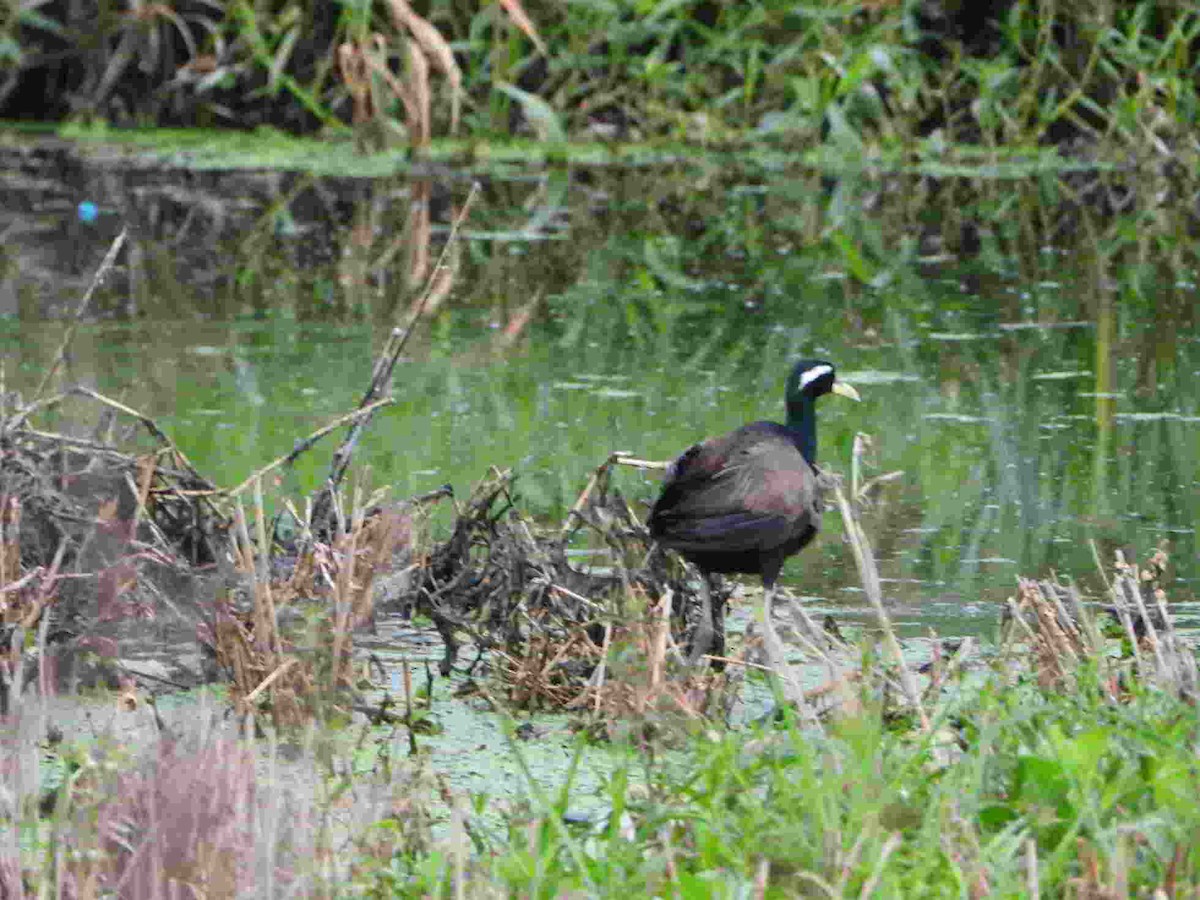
xmin=688 ymin=572 xmax=716 ymax=666
xmin=759 ymin=580 xmax=784 ymax=672
xmin=760 ymin=580 xmax=805 ymax=706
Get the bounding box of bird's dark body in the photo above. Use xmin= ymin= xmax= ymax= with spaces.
xmin=646 ymin=358 xmax=857 ymax=666
xmin=648 ymin=421 xmax=822 ymax=580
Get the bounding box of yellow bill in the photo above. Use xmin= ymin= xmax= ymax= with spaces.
xmin=831 ymin=380 xmax=861 ymax=401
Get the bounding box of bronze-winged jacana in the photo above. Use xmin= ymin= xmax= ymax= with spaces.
xmin=648 ymin=359 xmax=860 ymax=664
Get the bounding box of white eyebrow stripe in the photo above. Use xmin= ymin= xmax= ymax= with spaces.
xmin=798 ymin=364 xmax=833 ymax=389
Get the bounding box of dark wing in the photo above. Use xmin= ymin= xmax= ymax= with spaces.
xmin=648 ymin=423 xmax=819 ymax=554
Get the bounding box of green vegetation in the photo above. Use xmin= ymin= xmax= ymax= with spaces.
xmin=4 ymin=0 xmax=1200 ymax=161
xmin=360 ymin=671 xmax=1200 ymax=896
xmin=5 ymin=556 xmax=1199 ymax=896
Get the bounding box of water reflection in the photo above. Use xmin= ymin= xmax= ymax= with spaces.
xmin=1 ymin=138 xmax=1197 ymax=635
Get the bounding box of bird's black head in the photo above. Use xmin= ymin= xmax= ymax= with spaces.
xmin=785 ymin=359 xmax=852 ymax=403
xmin=783 ymin=359 xmax=860 ymax=463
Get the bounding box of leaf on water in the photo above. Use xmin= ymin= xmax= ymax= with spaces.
xmin=590 ymin=388 xmax=641 ymax=399
xmin=1115 ymin=412 xmax=1194 ymax=422
xmin=1031 ymin=370 xmax=1092 ymax=380
xmin=839 ymin=370 xmax=921 ymax=385
xmin=923 ymin=413 xmax=991 ymax=423
xmin=927 ymin=332 xmax=992 ymax=342
xmin=998 ymin=320 xmax=1092 ymax=330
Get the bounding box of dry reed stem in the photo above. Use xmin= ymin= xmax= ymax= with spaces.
xmin=859 ymin=833 xmax=902 ymax=899
xmin=832 ymin=480 xmax=929 ymax=732
xmin=498 ymin=0 xmax=547 ymax=54
xmin=1061 ymin=580 xmax=1105 ymax=657
xmin=329 ymin=484 xmax=365 ymax=691
xmin=219 ymin=483 xmax=412 ymax=724
xmin=1013 ymin=579 xmax=1087 ymax=691
xmin=408 ymin=239 xmax=458 ymax=320
xmin=756 ymin=590 xmax=808 ymax=711
xmin=21 ymin=392 xmax=224 ymax=544
xmin=649 ymin=589 xmax=670 ymax=691
xmin=310 ymin=184 xmax=478 ymax=535
xmin=611 ymin=453 xmax=670 ymax=471
xmin=1008 ymin=550 xmax=1198 ymax=700
xmin=0 ymin=495 xmax=19 ymax=615
xmin=382 ymin=0 xmax=462 ymax=133
xmin=131 ymin=455 xmax=156 ymax=528
xmin=405 ymin=181 xmax=480 ymax=335
xmin=21 ymin=540 xmax=66 ymax=632
xmin=405 ymin=178 xmax=432 ymax=288
xmin=1 ymin=392 xmax=68 ymax=435
xmin=243 ymin=657 xmax=299 ymax=704
xmin=592 ymin=621 xmax=612 ymax=712
xmin=35 ymin=228 xmax=128 ymax=399
xmin=225 ymin=397 xmax=395 ymax=497
xmin=70 ymin=386 xmax=174 ymax=448
xmin=252 ymin=479 xmax=279 ymax=652
xmin=336 ymin=42 xmax=372 ymax=125
xmin=407 ymin=40 xmax=431 ymax=149
xmin=1116 ymin=554 xmax=1167 ymax=672
xmin=1026 ymin=838 xmax=1041 ymax=900
xmin=560 ymin=453 xmax=618 ymax=537
xmin=495 ymin=291 xmax=541 ymax=350
xmin=1110 ymin=551 xmax=1197 ymax=696
xmin=234 ymin=499 xmax=274 ymax=657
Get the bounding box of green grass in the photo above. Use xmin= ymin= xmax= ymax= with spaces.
xmin=344 ymin=665 xmax=1200 ymax=897
xmin=6 ymin=0 xmax=1200 ymax=161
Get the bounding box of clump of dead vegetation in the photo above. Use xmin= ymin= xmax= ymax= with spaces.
xmin=1003 ymin=543 xmax=1196 ymax=701
xmin=0 ymin=214 xmax=460 ymax=727
xmin=396 ymin=456 xmax=742 ymax=733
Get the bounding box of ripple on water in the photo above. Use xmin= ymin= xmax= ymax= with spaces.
xmin=839 ymin=370 xmax=922 ymax=385
xmin=923 ymin=413 xmax=992 ymax=423
xmin=927 ymin=332 xmax=994 ymax=341
xmin=1031 ymin=370 xmax=1092 ymax=381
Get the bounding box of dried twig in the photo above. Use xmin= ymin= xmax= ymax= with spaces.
xmin=382 ymin=0 xmax=463 ymax=133
xmin=311 ymin=183 xmax=480 ymax=532
xmin=226 ymin=397 xmax=395 ymax=497
xmin=35 ymin=228 xmax=128 ymax=400
xmin=243 ymin=658 xmax=299 ymax=704
xmin=832 ymin=479 xmax=929 ymax=732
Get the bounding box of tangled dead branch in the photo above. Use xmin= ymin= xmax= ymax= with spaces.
xmin=401 ymin=460 xmax=736 ymax=717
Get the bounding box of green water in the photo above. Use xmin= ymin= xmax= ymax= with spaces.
xmin=3 ymin=138 xmax=1197 ymax=637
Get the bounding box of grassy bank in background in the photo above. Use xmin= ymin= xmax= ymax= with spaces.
xmin=3 ymin=0 xmax=1200 ymax=162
